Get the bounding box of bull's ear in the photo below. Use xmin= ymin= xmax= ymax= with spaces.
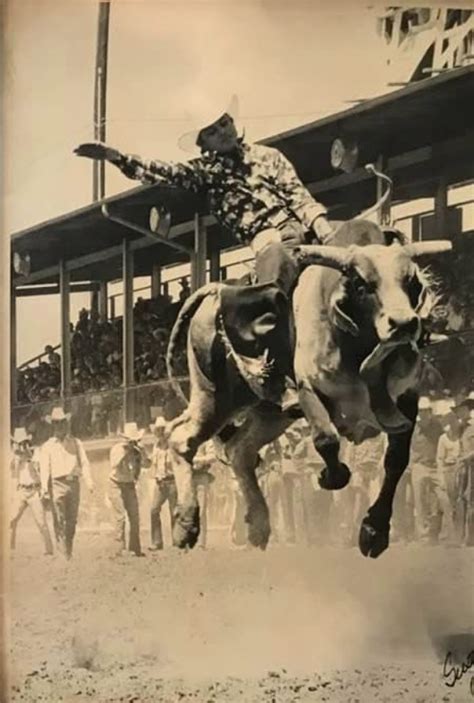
xmin=330 ymin=291 xmax=360 ymax=336
xmin=382 ymin=227 xmax=406 ymax=246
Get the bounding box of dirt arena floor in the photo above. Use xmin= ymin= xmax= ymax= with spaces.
xmin=6 ymin=526 xmax=474 ymax=703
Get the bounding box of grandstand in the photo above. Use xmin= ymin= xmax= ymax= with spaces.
xmin=11 ymin=64 xmax=474 ymax=442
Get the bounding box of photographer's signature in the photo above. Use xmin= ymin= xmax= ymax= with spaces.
xmin=442 ymin=650 xmax=474 ymax=694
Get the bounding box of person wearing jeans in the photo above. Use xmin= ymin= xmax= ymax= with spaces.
xmin=149 ymin=417 xmax=176 ymax=551
xmin=40 ymin=407 xmax=93 ymax=559
xmin=108 ymin=423 xmax=148 ymax=558
xmin=10 ymin=428 xmax=53 ymax=556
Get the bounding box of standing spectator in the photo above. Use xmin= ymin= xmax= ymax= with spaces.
xmin=178 ymin=277 xmax=191 ymax=302
xmin=108 ymin=423 xmax=148 ymax=558
xmin=258 ymin=442 xmax=284 ymax=544
xmin=39 ymin=407 xmax=94 ymax=559
xmin=458 ymin=398 xmax=474 ymax=545
xmin=193 ymin=442 xmax=215 ymax=549
xmin=279 ymin=431 xmax=299 ymax=544
xmin=149 ymin=417 xmax=176 ymax=551
xmin=10 ymin=428 xmax=53 ymax=556
xmin=410 ymin=396 xmax=442 ymax=542
xmin=436 ymin=402 xmax=461 ymax=542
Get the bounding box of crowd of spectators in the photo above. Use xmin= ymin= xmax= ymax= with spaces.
xmin=16 ymin=283 xmax=190 ymax=406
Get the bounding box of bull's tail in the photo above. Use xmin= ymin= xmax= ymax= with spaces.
xmin=166 ymin=283 xmax=222 ymax=405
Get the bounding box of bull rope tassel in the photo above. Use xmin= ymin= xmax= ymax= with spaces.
xmin=216 ymin=309 xmax=275 ymax=400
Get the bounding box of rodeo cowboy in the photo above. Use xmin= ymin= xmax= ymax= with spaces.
xmin=75 ymin=95 xmax=333 ymax=410
xmin=10 ymin=427 xmax=54 ymax=556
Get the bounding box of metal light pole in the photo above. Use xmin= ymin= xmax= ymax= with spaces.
xmin=93 ymin=1 xmax=110 ymax=202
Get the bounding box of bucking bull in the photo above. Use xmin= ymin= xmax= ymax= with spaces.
xmin=165 ymin=211 xmax=451 ymax=558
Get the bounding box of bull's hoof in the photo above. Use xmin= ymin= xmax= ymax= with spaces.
xmin=318 ymin=462 xmax=351 ymax=491
xmin=359 ymin=517 xmax=390 ymax=558
xmin=172 ymin=504 xmax=200 ymax=550
xmin=245 ymin=504 xmax=270 ymax=550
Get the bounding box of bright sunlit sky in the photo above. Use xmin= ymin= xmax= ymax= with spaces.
xmin=6 ymin=1 xmax=465 ymax=363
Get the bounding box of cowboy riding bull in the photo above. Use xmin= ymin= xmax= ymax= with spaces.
xmin=75 ymin=97 xmax=451 ymax=557
xmin=164 ymin=215 xmax=450 ymax=558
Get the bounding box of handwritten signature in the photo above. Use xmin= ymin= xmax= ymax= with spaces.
xmin=442 ymin=650 xmax=474 ymax=692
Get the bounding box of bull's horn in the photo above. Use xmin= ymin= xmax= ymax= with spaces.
xmin=295 ymin=245 xmax=351 ymax=273
xmin=404 ymin=240 xmax=452 ymax=257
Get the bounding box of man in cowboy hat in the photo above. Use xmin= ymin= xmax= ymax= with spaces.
xmin=39 ymin=407 xmax=94 ymax=559
xmin=108 ymin=422 xmax=149 ymax=557
xmin=75 ymin=96 xmax=333 ymax=410
xmin=10 ymin=427 xmax=54 ymax=556
xmin=409 ymin=396 xmax=443 ymax=542
xmin=148 ymin=416 xmax=176 ymax=551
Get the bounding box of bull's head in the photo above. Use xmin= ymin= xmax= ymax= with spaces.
xmin=296 ymin=234 xmax=451 ymax=359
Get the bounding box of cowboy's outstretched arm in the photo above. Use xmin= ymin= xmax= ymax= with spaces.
xmin=274 ymin=150 xmax=332 ymax=242
xmin=74 ymin=142 xmax=205 ymax=193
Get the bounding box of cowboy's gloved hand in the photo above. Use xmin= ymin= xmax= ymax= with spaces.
xmin=74 ymin=142 xmax=124 ymax=165
xmin=312 ymin=215 xmax=333 ymax=243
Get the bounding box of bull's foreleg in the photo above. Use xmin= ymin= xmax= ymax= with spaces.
xmin=225 ymin=407 xmax=293 ymax=549
xmin=359 ymin=391 xmax=418 ymax=558
xmin=298 ymin=386 xmax=351 ymax=490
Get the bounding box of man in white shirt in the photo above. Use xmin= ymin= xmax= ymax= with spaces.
xmin=148 ymin=417 xmax=176 ymax=551
xmin=10 ymin=427 xmax=53 ymax=556
xmin=108 ymin=422 xmax=148 ymax=557
xmin=40 ymin=407 xmax=93 ymax=559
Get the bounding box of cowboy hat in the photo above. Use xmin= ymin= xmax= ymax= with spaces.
xmin=418 ymin=396 xmax=432 ymax=410
xmin=46 ymin=407 xmax=71 ymax=423
xmin=120 ymin=422 xmax=145 ymax=442
xmin=178 ymin=94 xmax=239 ymax=154
xmin=150 ymin=416 xmax=167 ymax=433
xmin=455 ymin=391 xmax=474 ymax=409
xmin=12 ymin=427 xmax=32 ymax=444
xmin=432 ymin=399 xmax=455 ymax=416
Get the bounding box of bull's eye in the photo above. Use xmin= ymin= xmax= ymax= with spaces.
xmin=354 ymin=279 xmax=376 ymax=297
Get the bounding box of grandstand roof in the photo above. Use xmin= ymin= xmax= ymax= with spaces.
xmin=11 ymin=65 xmax=474 ymax=285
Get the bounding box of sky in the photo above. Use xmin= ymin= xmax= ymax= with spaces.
xmin=4 ymin=1 xmax=402 ymax=363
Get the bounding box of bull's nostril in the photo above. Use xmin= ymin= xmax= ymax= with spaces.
xmin=389 ymin=316 xmax=419 ymax=335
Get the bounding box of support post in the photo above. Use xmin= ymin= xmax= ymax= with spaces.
xmin=209 ymin=249 xmax=221 ymax=282
xmin=90 ymin=288 xmax=99 ymax=317
xmin=59 ymin=260 xmax=71 ymax=400
xmin=122 ymin=238 xmax=135 ymax=422
xmin=92 ymin=2 xmax=110 ymax=201
xmin=151 ymin=263 xmax=162 ymax=298
xmin=411 ymin=214 xmax=421 ymax=242
xmin=191 ymin=213 xmax=207 ymax=291
xmin=434 ymin=176 xmax=448 ymax=240
xmin=99 ymin=281 xmax=108 ymax=321
xmin=10 ymin=287 xmax=17 ymax=407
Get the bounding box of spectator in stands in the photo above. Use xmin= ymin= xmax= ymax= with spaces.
xmin=45 ymin=345 xmax=60 ymax=368
xmin=108 ymin=423 xmax=148 ymax=558
xmin=10 ymin=428 xmax=54 ymax=556
xmin=39 ymin=407 xmax=94 ymax=560
xmin=178 ymin=277 xmax=191 ymax=302
xmin=148 ymin=417 xmax=176 ymax=551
